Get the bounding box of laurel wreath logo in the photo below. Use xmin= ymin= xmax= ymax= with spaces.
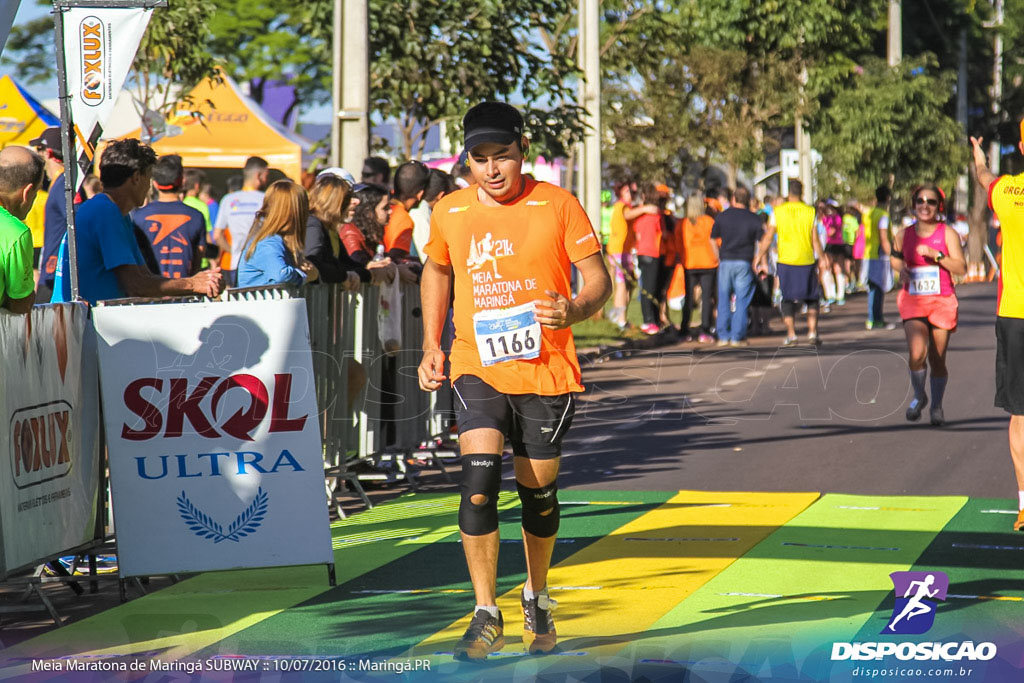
xmin=176 ymin=487 xmax=269 ymax=543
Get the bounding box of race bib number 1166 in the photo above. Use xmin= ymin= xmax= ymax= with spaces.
xmin=474 ymin=302 xmax=541 ymax=366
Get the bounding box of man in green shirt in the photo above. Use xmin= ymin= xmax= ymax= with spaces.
xmin=0 ymin=146 xmax=45 ymax=313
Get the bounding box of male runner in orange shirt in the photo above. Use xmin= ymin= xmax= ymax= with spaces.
xmin=419 ymin=101 xmax=611 ymax=660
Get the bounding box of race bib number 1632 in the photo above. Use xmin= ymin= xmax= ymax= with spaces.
xmin=474 ymin=302 xmax=541 ymax=366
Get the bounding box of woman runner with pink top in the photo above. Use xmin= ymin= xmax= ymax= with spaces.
xmin=890 ymin=184 xmax=967 ymax=426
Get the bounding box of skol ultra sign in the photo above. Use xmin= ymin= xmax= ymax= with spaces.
xmin=79 ymin=16 xmax=107 ymax=107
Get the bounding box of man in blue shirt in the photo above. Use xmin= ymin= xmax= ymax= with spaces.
xmin=30 ymin=127 xmax=69 ymax=301
xmin=52 ymin=139 xmax=224 ymax=303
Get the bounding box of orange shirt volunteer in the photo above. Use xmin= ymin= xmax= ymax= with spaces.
xmin=423 ymin=179 xmax=601 ymax=395
xmin=383 ymin=201 xmax=414 ymax=254
xmin=679 ymin=214 xmax=719 ymax=270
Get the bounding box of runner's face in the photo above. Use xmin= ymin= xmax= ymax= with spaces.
xmin=913 ymin=190 xmax=940 ymax=222
xmin=468 ymin=141 xmax=524 ymax=201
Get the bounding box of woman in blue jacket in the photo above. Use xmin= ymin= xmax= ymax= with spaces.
xmin=237 ymin=180 xmax=319 ymax=287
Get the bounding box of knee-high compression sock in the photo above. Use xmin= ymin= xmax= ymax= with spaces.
xmin=821 ymin=271 xmax=836 ymax=302
xmin=910 ymin=368 xmax=927 ymax=401
xmin=930 ymin=375 xmax=947 ymax=409
xmin=836 ymin=273 xmax=847 ymax=302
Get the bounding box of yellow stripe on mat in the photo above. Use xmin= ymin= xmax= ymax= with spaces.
xmin=403 ymin=490 xmax=819 ymax=662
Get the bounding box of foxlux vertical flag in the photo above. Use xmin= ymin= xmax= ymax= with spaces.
xmin=93 ymin=299 xmax=334 ymax=577
xmin=62 ymin=6 xmax=151 ymax=173
xmin=0 ymin=1 xmax=23 ymax=58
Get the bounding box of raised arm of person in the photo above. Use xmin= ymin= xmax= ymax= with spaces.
xmin=417 ymin=256 xmax=452 ymax=392
xmin=623 ymin=204 xmax=659 ymax=221
xmin=114 ymin=264 xmax=224 ymax=299
xmin=970 ymin=136 xmax=998 ymax=190
xmin=533 ymin=252 xmax=612 ymax=329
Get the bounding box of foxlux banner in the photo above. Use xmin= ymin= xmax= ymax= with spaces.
xmin=0 ymin=304 xmax=101 ymax=579
xmin=93 ymin=299 xmax=333 ymax=577
xmin=61 ymin=6 xmax=151 ymax=168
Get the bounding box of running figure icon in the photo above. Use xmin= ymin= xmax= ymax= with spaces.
xmin=886 ymin=574 xmax=939 ymax=632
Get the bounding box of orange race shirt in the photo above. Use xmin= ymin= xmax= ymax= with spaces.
xmin=680 ymin=215 xmax=719 ymax=270
xmin=423 ymin=179 xmax=601 ymax=395
xmin=383 ymin=201 xmax=414 ymax=253
xmin=990 ymin=173 xmax=1024 ymax=318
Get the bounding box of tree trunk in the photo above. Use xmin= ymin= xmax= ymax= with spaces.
xmin=967 ymin=166 xmax=990 ymax=275
xmin=564 ymin=150 xmax=576 ymax=194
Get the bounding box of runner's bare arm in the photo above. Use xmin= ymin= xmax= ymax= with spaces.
xmin=534 ymin=252 xmax=611 ymax=329
xmin=890 ymin=229 xmax=908 ymax=280
xmin=114 ymin=264 xmax=225 ymax=299
xmin=879 ymin=219 xmax=893 ymax=256
xmin=938 ymin=225 xmax=967 ymax=276
xmin=970 ymin=137 xmax=998 ymax=190
xmin=623 ymin=204 xmax=658 ymax=221
xmin=754 ymin=223 xmax=776 ymax=270
xmin=418 ymin=257 xmax=451 ymax=392
xmin=212 ymin=227 xmax=231 ymax=255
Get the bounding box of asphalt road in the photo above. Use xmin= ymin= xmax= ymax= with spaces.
xmin=561 ymin=282 xmax=1014 ymax=500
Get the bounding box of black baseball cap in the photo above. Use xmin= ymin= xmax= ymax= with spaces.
xmin=463 ymin=102 xmax=524 ymax=153
xmin=28 ymin=127 xmax=63 ymax=159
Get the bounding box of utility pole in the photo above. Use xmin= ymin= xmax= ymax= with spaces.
xmin=332 ymin=0 xmax=369 ymax=173
xmin=887 ymin=0 xmax=902 ymax=66
xmin=577 ymin=0 xmax=601 ymax=231
xmin=988 ymin=0 xmax=1004 ymax=175
xmin=796 ymin=65 xmax=812 ymax=203
xmin=956 ymin=27 xmax=969 ymax=216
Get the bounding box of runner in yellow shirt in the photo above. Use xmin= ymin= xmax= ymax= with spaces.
xmin=972 ymin=128 xmax=1024 ymax=532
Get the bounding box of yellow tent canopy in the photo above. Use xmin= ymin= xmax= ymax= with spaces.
xmin=0 ymin=75 xmax=60 ymax=149
xmin=122 ymin=73 xmax=311 ymax=182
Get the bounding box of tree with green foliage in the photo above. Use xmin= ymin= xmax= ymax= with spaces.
xmin=362 ymin=0 xmax=586 ymax=160
xmin=204 ymin=0 xmax=329 ymax=123
xmin=813 ymin=56 xmax=968 ymax=201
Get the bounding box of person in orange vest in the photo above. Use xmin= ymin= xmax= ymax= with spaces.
xmin=678 ymin=193 xmax=719 ymax=342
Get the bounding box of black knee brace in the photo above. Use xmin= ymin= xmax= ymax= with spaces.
xmin=517 ymin=480 xmax=560 ymax=538
xmin=458 ymin=453 xmax=502 ymax=536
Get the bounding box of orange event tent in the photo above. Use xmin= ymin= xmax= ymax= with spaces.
xmin=0 ymin=75 xmax=60 ymax=149
xmin=123 ymin=73 xmax=310 ymax=181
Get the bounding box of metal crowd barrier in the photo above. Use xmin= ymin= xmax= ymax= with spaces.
xmin=226 ymin=281 xmax=447 ymax=514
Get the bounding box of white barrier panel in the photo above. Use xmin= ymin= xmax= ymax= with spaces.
xmin=0 ymin=304 xmax=101 ymax=579
xmin=93 ymin=299 xmax=333 ymax=577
